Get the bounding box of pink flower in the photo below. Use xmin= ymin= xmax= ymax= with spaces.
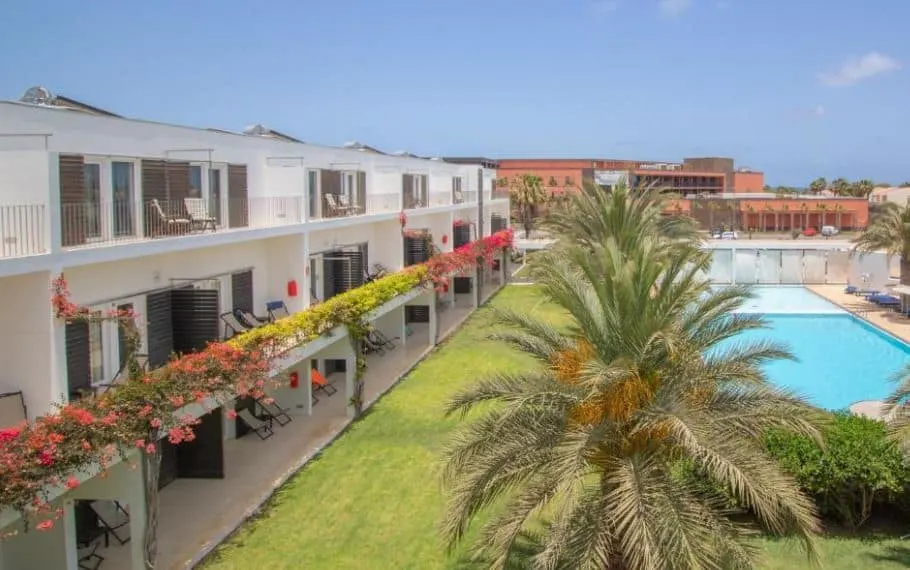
xmin=226 ymin=409 xmax=238 ymax=420
xmin=145 ymin=443 xmax=157 ymax=454
xmin=36 ymin=519 xmax=54 ymax=531
xmin=150 ymin=418 xmax=162 ymax=429
xmin=0 ymin=427 xmax=20 ymax=443
xmin=138 ymin=405 xmax=153 ymax=417
xmin=38 ymin=450 xmax=54 ymax=466
xmin=64 ymin=477 xmax=79 ymax=490
xmin=135 ymin=439 xmax=145 ymax=449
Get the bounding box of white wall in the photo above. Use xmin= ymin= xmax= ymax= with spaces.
xmin=262 ymin=235 xmax=306 ymax=314
xmin=0 ymin=151 xmax=50 ymax=205
xmin=0 ymin=272 xmax=55 ymax=418
xmin=0 ymin=514 xmax=68 ymax=570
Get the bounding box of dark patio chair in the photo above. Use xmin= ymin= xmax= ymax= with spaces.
xmin=266 ymin=300 xmax=291 ymax=322
xmin=78 ymin=540 xmax=104 ymax=570
xmin=90 ymin=500 xmax=130 ymax=545
xmin=221 ymin=312 xmax=251 ymax=337
xmin=311 ymin=368 xmax=337 ymax=397
xmin=368 ymin=329 xmax=399 ymax=351
xmin=256 ymin=397 xmax=292 ymax=426
xmin=237 ymin=409 xmax=274 ymax=440
xmin=235 ymin=308 xmax=268 ymax=329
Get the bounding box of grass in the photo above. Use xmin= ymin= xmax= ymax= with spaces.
xmin=203 ymin=285 xmax=909 ymax=570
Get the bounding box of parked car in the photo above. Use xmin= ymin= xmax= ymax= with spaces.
xmin=710 ymin=229 xmax=722 ymax=239
xmin=721 ymin=231 xmax=739 ymax=240
xmin=802 ymin=227 xmax=818 ymax=237
xmin=821 ymin=225 xmax=839 ymax=237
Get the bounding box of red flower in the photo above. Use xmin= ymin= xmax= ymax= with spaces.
xmin=35 ymin=520 xmax=54 ymax=531
xmin=0 ymin=427 xmax=20 ymax=443
xmin=64 ymin=477 xmax=79 ymax=490
xmin=37 ymin=450 xmax=54 ymax=467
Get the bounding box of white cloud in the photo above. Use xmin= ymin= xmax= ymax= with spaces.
xmin=591 ymin=0 xmax=620 ymax=15
xmin=658 ymin=0 xmax=693 ymax=17
xmin=819 ymin=52 xmax=901 ymax=87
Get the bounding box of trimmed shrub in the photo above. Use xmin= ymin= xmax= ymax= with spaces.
xmin=765 ymin=411 xmax=910 ymax=528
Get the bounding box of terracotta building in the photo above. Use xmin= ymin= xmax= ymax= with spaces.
xmin=495 ymin=157 xmax=868 ymax=230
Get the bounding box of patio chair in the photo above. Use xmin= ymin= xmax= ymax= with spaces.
xmin=454 ymin=190 xmax=465 ymax=203
xmin=235 ymin=308 xmax=268 ymax=329
xmin=183 ymin=198 xmax=217 ymax=232
xmin=266 ymin=300 xmax=291 ymax=322
xmin=256 ymin=397 xmax=292 ymax=426
xmin=337 ymin=194 xmax=363 ymax=215
xmin=236 ymin=409 xmax=274 ymax=440
xmin=368 ymin=329 xmax=399 ymax=351
xmin=148 ymin=199 xmax=191 ymax=236
xmin=311 ymin=368 xmax=337 ymax=397
xmin=362 ymin=335 xmax=386 ymax=356
xmin=324 ymin=194 xmax=354 ymax=217
xmin=221 ymin=312 xmax=251 ymax=337
xmin=78 ymin=540 xmax=104 ymax=570
xmin=89 ymin=500 xmax=130 ymax=545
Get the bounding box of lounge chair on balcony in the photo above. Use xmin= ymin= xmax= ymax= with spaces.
xmin=184 ymin=198 xmax=217 ymax=232
xmin=368 ymin=329 xmax=399 ymax=351
xmin=311 ymin=368 xmax=337 ymax=397
xmin=454 ymin=190 xmax=465 ymax=203
xmin=149 ymin=199 xmax=191 ymax=236
xmin=221 ymin=311 xmax=251 ymax=337
xmin=235 ymin=308 xmax=268 ymax=329
xmin=324 ymin=194 xmax=355 ymax=217
xmin=237 ymin=409 xmax=274 ymax=440
xmin=90 ymin=500 xmax=130 ymax=546
xmin=266 ymin=300 xmax=290 ymax=322
xmin=256 ymin=397 xmax=292 ymax=426
xmin=78 ymin=540 xmax=104 ymax=570
xmin=337 ymin=194 xmax=363 ymax=215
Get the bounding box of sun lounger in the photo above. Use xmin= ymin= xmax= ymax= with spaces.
xmin=78 ymin=540 xmax=104 ymax=570
xmin=221 ymin=311 xmax=251 ymax=337
xmin=256 ymin=397 xmax=292 ymax=426
xmin=236 ymin=308 xmax=268 ymax=329
xmin=90 ymin=500 xmax=130 ymax=545
xmin=237 ymin=409 xmax=274 ymax=440
xmin=311 ymin=368 xmax=337 ymax=397
xmin=266 ymin=300 xmax=290 ymax=322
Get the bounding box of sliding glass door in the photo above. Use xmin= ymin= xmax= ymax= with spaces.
xmin=83 ymin=163 xmax=102 ymax=239
xmin=112 ymin=162 xmax=135 ymax=237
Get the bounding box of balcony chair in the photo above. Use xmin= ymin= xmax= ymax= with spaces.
xmin=77 ymin=540 xmax=104 ymax=570
xmin=454 ymin=190 xmax=465 ymax=203
xmin=311 ymin=368 xmax=338 ymax=397
xmin=324 ymin=194 xmax=355 ymax=217
xmin=183 ymin=198 xmax=217 ymax=232
xmin=256 ymin=396 xmax=292 ymax=426
xmin=368 ymin=329 xmax=399 ymax=351
xmin=94 ymin=354 xmax=150 ymax=394
xmin=149 ymin=199 xmax=191 ymax=236
xmin=234 ymin=307 xmax=268 ymax=329
xmin=221 ymin=312 xmax=251 ymax=337
xmin=237 ymin=409 xmax=274 ymax=440
xmin=266 ymin=300 xmax=291 ymax=322
xmin=362 ymin=335 xmax=386 ymax=356
xmin=89 ymin=500 xmax=130 ymax=545
xmin=337 ymin=194 xmax=363 ymax=215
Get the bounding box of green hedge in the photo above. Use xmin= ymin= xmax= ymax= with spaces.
xmin=765 ymin=411 xmax=910 ymax=528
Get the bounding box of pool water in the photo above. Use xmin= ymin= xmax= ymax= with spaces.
xmin=716 ymin=287 xmax=910 ymax=410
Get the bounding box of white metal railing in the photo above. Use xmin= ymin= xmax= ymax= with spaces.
xmin=0 ymin=204 xmax=48 ymax=258
xmin=429 ymin=191 xmax=451 ymax=207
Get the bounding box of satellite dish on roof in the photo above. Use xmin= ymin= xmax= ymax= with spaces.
xmin=20 ymin=86 xmax=55 ymax=106
xmin=243 ymin=124 xmax=270 ymax=137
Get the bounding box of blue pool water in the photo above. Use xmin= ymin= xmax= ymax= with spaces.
xmin=717 ymin=287 xmax=910 ymax=410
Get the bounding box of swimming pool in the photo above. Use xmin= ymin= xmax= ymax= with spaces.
xmin=718 ymin=286 xmax=910 ymax=410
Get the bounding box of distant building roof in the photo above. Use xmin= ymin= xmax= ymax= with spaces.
xmin=342 ymin=141 xmax=386 ymax=154
xmin=242 ymin=124 xmax=304 ymax=143
xmin=442 ymin=157 xmax=500 ymax=169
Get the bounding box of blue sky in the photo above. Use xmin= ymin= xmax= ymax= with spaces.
xmin=0 ymin=0 xmax=907 ymax=185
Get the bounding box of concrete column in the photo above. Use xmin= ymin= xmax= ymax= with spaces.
xmin=428 ymin=297 xmax=438 ymax=347
xmin=129 ymin=457 xmax=149 ymax=570
xmin=303 ymin=365 xmax=314 ymax=416
xmin=345 ymin=352 xmax=357 ymax=418
xmin=400 ymin=307 xmax=408 ymax=347
xmin=48 ymin=152 xmax=62 ymax=254
xmin=473 ymin=267 xmax=481 ymax=308
xmin=302 ymin=231 xmax=312 ymax=310
xmin=62 ymin=501 xmax=79 ymax=570
xmin=49 ymin=268 xmax=69 ymax=410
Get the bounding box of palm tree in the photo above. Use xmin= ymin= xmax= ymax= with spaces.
xmin=808 ymin=177 xmax=827 ymax=195
xmin=442 ymin=185 xmax=823 ymax=570
xmin=850 ymin=179 xmax=875 ymax=198
xmin=831 ymin=178 xmax=851 ymax=197
xmin=764 ymin=204 xmax=776 ymax=231
xmin=509 ymin=174 xmax=548 ymax=239
xmin=854 ymin=202 xmax=910 ymax=285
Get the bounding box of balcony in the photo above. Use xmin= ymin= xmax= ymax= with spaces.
xmin=0 ymin=204 xmax=48 ymax=259
xmin=455 ymin=190 xmax=478 ymax=204
xmin=491 ymin=189 xmax=510 ymax=201
xmin=311 ymin=192 xmax=399 ymax=221
xmin=60 ymin=196 xmax=303 ymax=249
xmin=428 ymin=191 xmax=452 ymax=207
xmin=403 ymin=188 xmax=428 ymax=210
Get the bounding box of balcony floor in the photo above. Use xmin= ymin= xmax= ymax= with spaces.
xmin=97 ymin=296 xmax=479 ymax=569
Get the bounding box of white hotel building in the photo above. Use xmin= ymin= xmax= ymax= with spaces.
xmin=0 ymin=90 xmax=510 ymax=569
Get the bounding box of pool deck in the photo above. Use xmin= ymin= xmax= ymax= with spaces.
xmin=807 ymin=285 xmax=907 ymax=419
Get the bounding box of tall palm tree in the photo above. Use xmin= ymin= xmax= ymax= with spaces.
xmin=808 ymin=177 xmax=827 ymax=195
xmin=831 ymin=178 xmax=851 ymax=197
xmin=509 ymin=174 xmax=549 ymax=239
xmin=854 ymin=201 xmax=910 ymax=285
xmin=850 ymin=179 xmax=875 ymax=198
xmin=442 ymin=187 xmax=823 ymax=570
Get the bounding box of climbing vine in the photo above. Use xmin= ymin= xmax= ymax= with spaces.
xmin=0 ymin=230 xmax=514 ymax=540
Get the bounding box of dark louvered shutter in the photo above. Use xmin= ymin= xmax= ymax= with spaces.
xmin=65 ymin=321 xmax=91 ymax=399
xmin=340 ymin=251 xmax=364 ymax=292
xmin=176 ymin=406 xmax=224 ymax=479
xmin=171 ymin=288 xmax=220 ymax=354
xmin=228 ymin=164 xmax=249 ymax=228
xmin=405 ymin=305 xmax=430 ymax=323
xmin=453 ymin=224 xmax=471 ymax=248
xmin=231 ymin=271 xmax=254 ymax=312
xmin=404 ymin=235 xmax=430 ymax=266
xmin=146 ymin=290 xmax=174 ymax=368
xmin=166 ymin=161 xmax=191 ymax=216
xmin=59 ymin=154 xmax=86 ymax=247
xmin=142 ymin=160 xmax=167 ymax=237
xmin=491 ymin=214 xmax=507 ymax=233
xmin=117 ymin=302 xmax=134 ymax=373
xmin=323 ymin=257 xmax=340 ymax=300
xmin=356 ymin=171 xmax=367 ymax=210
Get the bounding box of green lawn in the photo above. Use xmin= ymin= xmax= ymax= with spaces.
xmin=203 ymin=285 xmax=909 ymax=570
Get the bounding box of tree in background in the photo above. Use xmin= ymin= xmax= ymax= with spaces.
xmin=508 ymin=173 xmax=548 ymax=239
xmin=808 ymin=177 xmax=827 ymax=195
xmin=854 ymin=201 xmax=910 ymax=285
xmin=850 ymin=179 xmax=875 ymax=198
xmin=830 ymin=178 xmax=851 ymax=196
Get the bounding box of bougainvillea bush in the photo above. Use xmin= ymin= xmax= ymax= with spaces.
xmin=0 ymin=229 xmax=513 ymax=533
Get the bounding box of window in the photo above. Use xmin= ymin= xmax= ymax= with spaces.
xmin=189 ymin=165 xmax=203 ymax=198
xmin=83 ymin=163 xmax=102 ymax=239
xmin=88 ymin=313 xmax=105 ymax=386
xmin=111 ymin=162 xmax=135 ymax=236
xmin=564 ymin=175 xmax=574 ymax=185
xmin=209 ymin=167 xmax=223 ymax=225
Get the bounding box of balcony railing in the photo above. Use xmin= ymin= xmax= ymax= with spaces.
xmin=428 ymin=191 xmax=451 ymax=207
xmin=403 ymin=191 xmax=428 ymax=210
xmin=311 ymin=192 xmax=399 ymax=221
xmin=491 ymin=189 xmax=510 ymax=200
xmin=457 ymin=191 xmax=478 ymax=204
xmin=60 ymin=196 xmax=303 ymax=249
xmin=0 ymin=204 xmax=48 ymax=258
